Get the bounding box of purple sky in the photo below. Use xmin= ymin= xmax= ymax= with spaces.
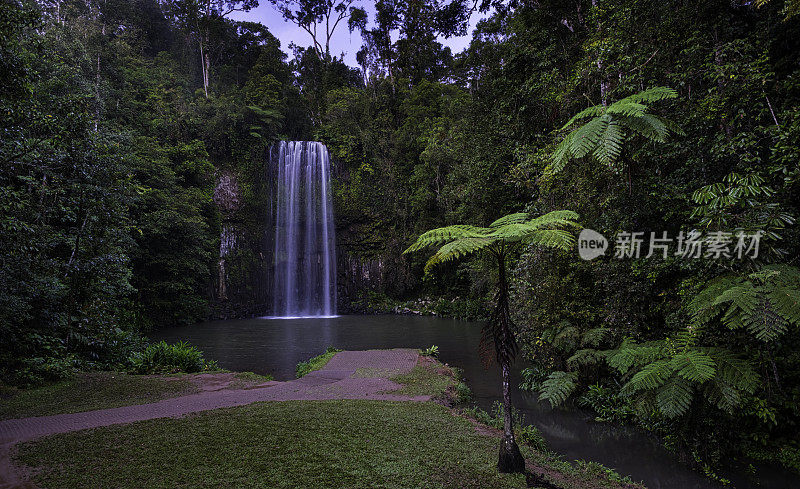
xmin=232 ymin=2 xmax=489 ymax=67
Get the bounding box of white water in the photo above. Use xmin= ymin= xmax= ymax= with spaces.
xmin=272 ymin=141 xmax=337 ymax=317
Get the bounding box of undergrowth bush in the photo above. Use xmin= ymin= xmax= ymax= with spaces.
xmin=128 ymin=341 xmax=216 ymax=374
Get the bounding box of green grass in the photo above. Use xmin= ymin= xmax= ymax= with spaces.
xmin=389 ymin=362 xmax=454 ymax=398
xmin=16 ymin=400 xmax=530 ymax=489
xmin=0 ymin=372 xmax=198 ymax=420
xmin=295 ymin=347 xmax=342 ymax=378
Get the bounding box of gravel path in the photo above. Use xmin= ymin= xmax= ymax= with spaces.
xmin=0 ymin=349 xmax=424 ymax=488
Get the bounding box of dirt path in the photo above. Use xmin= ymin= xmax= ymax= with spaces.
xmin=0 ymin=349 xmax=424 ymax=488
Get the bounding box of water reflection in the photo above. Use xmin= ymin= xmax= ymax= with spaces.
xmin=151 ymin=315 xmax=794 ymax=489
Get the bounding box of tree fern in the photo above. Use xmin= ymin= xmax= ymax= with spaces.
xmin=548 ymin=87 xmax=682 ymax=175
xmin=605 ymin=338 xmax=665 ymax=374
xmin=404 ymin=211 xmax=580 ymax=274
xmin=404 ymin=209 xmax=580 ymax=473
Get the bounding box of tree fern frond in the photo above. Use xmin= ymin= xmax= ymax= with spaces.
xmin=656 ymin=375 xmax=694 ymax=418
xmin=625 ymin=359 xmax=673 ymax=394
xmin=581 ymin=327 xmax=612 ymax=347
xmin=704 ymin=376 xmax=741 ymax=413
xmin=489 ymin=212 xmax=529 ymax=228
xmin=571 ymin=115 xmax=610 ymax=159
xmin=769 ymin=286 xmax=800 ymax=325
xmin=618 ymin=86 xmax=678 ymax=104
xmin=592 ymin=120 xmax=625 ymax=165
xmin=706 ymin=348 xmax=758 ymax=394
xmin=606 ymin=101 xmax=648 ymax=118
xmin=547 ymin=131 xmax=574 ymax=174
xmin=605 ymin=339 xmax=665 ymax=374
xmin=567 ymin=349 xmax=605 ymax=368
xmin=523 ymin=229 xmax=577 ymax=251
xmin=524 ymin=210 xmax=581 ymax=230
xmin=561 ymin=105 xmax=605 ymax=130
xmin=403 ymin=225 xmax=488 ymax=254
xmin=423 ymin=236 xmax=495 ymax=273
xmin=744 ymin=299 xmax=789 ymax=342
xmin=538 ymin=371 xmax=579 ymax=406
xmin=552 ymin=325 xmax=580 ymax=351
xmin=670 ymin=350 xmax=716 ymax=383
xmin=550 ymin=87 xmax=680 ymax=174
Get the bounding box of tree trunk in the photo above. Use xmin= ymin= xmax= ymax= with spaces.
xmin=498 ymin=361 xmax=525 ymax=473
xmin=495 ymin=250 xmax=526 ymax=474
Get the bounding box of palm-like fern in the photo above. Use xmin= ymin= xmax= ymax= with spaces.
xmin=689 ymin=265 xmax=800 ymax=343
xmin=604 ymin=338 xmax=758 ymax=419
xmin=548 ymin=87 xmax=683 ymax=174
xmin=404 ymin=210 xmax=580 ymax=473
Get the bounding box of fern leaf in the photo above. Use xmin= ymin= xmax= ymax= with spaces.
xmin=592 ymin=120 xmax=625 ymax=165
xmin=625 ymin=359 xmax=673 ymax=394
xmin=769 ymin=286 xmax=800 ymax=325
xmin=571 ymin=115 xmax=609 ymax=159
xmin=523 ymin=229 xmax=576 ymax=251
xmin=606 ymin=101 xmax=648 ymax=118
xmin=423 ymin=236 xmax=495 ymax=273
xmin=656 ymin=375 xmax=694 ymax=418
xmin=489 ymin=212 xmax=529 ymax=228
xmin=581 ymin=327 xmax=612 ymax=347
xmin=538 ymin=371 xmax=579 ymax=406
xmin=744 ymin=298 xmax=789 ymax=342
xmin=561 ymin=105 xmax=605 ymax=130
xmin=605 ymin=339 xmax=665 ymax=374
xmin=671 ymin=350 xmax=716 ymax=383
xmin=618 ymin=86 xmax=678 ymax=104
xmin=567 ymin=349 xmax=605 ymax=368
xmin=403 ymin=225 xmax=488 ymax=254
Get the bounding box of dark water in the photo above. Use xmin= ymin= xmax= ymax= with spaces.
xmin=152 ymin=315 xmax=795 ymax=489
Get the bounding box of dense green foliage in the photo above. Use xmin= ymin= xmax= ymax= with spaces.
xmin=0 ymin=0 xmax=312 ymax=385
xmin=129 ymin=340 xmax=217 ymax=374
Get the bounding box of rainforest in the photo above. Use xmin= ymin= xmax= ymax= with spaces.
xmin=1 ymin=0 xmax=799 ymax=488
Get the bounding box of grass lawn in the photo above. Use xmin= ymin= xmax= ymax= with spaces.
xmin=0 ymin=373 xmax=198 ymax=420
xmin=15 ymin=400 xmax=639 ymax=489
xmin=16 ymin=400 xmax=526 ymax=489
xmin=0 ymin=371 xmax=272 ymax=420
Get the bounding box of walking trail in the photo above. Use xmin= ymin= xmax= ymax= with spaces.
xmin=0 ymin=349 xmax=426 ymax=489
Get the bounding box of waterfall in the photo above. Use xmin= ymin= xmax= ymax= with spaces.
xmin=272 ymin=141 xmax=337 ymax=317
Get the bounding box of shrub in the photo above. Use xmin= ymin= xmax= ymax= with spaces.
xmin=128 ymin=341 xmax=212 ymax=374
xmin=518 ymin=425 xmax=548 ymax=451
xmin=420 ymin=345 xmax=439 ymax=357
xmin=454 ymin=381 xmax=472 ymax=404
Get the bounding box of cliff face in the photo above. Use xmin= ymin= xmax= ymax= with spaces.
xmin=211 ymin=169 xmax=274 ymax=318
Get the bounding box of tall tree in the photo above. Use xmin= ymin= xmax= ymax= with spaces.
xmin=168 ymin=0 xmax=259 ymax=97
xmin=270 ymin=0 xmax=366 ymax=58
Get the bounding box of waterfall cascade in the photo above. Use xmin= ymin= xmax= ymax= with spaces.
xmin=272 ymin=141 xmax=337 ymax=317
